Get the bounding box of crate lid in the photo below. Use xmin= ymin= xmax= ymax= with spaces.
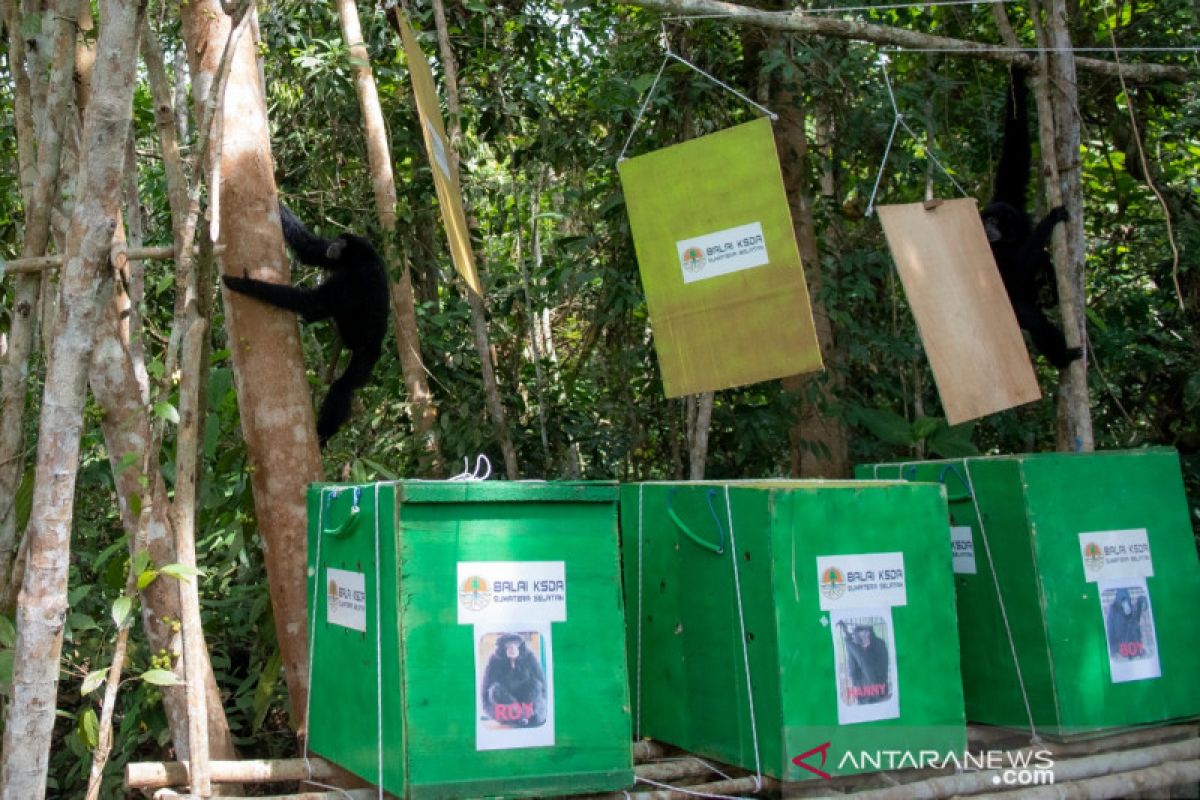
xmin=311 ymin=480 xmax=618 ymax=504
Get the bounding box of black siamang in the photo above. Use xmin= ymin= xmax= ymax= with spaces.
xmin=480 ymin=633 xmax=548 ymax=727
xmin=980 ymin=69 xmax=1082 ymax=369
xmin=222 ymin=204 xmax=389 ymax=447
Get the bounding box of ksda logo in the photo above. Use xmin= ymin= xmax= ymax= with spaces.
xmin=1083 ymin=542 xmax=1105 ymax=571
xmin=820 ymin=567 xmax=847 ymax=601
xmin=680 ymin=246 xmax=706 ymax=273
xmin=459 ymin=575 xmax=491 ymax=611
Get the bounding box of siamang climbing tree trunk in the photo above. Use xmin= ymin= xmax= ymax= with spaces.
xmin=0 ymin=1 xmax=146 ymax=796
xmin=429 ymin=0 xmax=521 ymax=479
xmin=335 ymin=0 xmax=445 ymax=475
xmin=0 ymin=0 xmax=76 ymax=607
xmin=181 ymin=0 xmax=321 ymax=729
xmin=1030 ymin=0 xmax=1094 ymax=452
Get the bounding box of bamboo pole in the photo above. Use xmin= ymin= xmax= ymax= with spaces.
xmin=972 ymin=760 xmax=1200 ymax=800
xmin=152 ymin=792 xmax=377 ymax=800
xmin=2 ymin=244 xmax=227 ymax=274
xmin=613 ymin=776 xmax=768 ymax=798
xmin=126 ymin=758 xmax=339 ymax=789
xmin=846 ymin=738 xmax=1200 ymax=800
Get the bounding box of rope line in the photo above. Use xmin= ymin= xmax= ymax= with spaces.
xmin=962 ymin=461 xmax=1039 ymax=740
xmin=883 ymin=45 xmax=1200 ymax=53
xmin=724 ymin=486 xmax=763 ymax=793
xmin=303 ymin=489 xmax=360 ymax=800
xmin=618 ymin=31 xmax=776 ymax=163
xmin=865 ymin=54 xmax=970 ymax=217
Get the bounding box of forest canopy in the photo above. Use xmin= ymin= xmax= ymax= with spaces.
xmin=0 ymin=0 xmax=1197 ymax=794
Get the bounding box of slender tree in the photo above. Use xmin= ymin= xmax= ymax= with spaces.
xmin=1 ymin=1 xmax=147 ymax=795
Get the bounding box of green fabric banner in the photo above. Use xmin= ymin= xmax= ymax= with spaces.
xmin=619 ymin=117 xmax=823 ymax=398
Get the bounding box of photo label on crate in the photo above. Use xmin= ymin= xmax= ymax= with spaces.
xmin=1098 ymin=578 xmax=1161 ymax=683
xmin=830 ymin=607 xmax=901 ymax=725
xmin=1079 ymin=529 xmax=1154 ymax=582
xmin=675 ymin=222 xmax=769 ymax=284
xmin=326 ymin=568 xmax=367 ymax=632
xmin=457 ymin=561 xmax=567 ymax=624
xmin=816 ymin=552 xmax=907 ymax=611
xmin=474 ymin=622 xmax=556 ymax=750
xmin=950 ymin=526 xmax=977 ymax=575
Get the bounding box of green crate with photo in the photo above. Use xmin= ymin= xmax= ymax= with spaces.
xmin=621 ymin=480 xmax=966 ymax=782
xmin=857 ymin=448 xmax=1200 ymax=738
xmin=305 ymin=481 xmax=633 ymax=799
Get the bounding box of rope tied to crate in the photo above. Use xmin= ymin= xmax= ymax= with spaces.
xmin=305 ymin=485 xmax=387 ymax=799
xmin=875 ymin=461 xmax=1040 ymax=741
xmin=634 ymin=484 xmax=764 ymax=797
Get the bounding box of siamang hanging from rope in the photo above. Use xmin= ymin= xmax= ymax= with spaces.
xmin=980 ymin=68 xmax=1082 ymax=369
xmin=222 ymin=204 xmax=389 ymax=447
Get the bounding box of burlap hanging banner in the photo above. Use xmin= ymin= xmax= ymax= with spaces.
xmin=876 ymin=198 xmax=1041 ymax=424
xmin=397 ymin=13 xmax=481 ymax=294
xmin=618 ymin=117 xmax=822 ymax=398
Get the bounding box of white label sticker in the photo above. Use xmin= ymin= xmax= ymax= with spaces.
xmin=950 ymin=526 xmax=977 ymax=575
xmin=326 ymin=568 xmax=367 ymax=632
xmin=1099 ymin=578 xmax=1161 ymax=683
xmin=426 ymin=120 xmax=452 ymax=180
xmin=831 ymin=607 xmax=901 ymax=725
xmin=457 ymin=562 xmax=567 ymax=624
xmin=474 ymin=622 xmax=555 ymax=750
xmin=816 ymin=552 xmax=907 ymax=611
xmin=1080 ymin=529 xmax=1153 ymax=582
xmin=676 ymin=222 xmax=769 ymax=284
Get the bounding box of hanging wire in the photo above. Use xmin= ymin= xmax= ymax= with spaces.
xmin=864 ymin=53 xmax=970 ymax=217
xmin=618 ymin=24 xmax=777 ymax=163
xmin=882 ymin=45 xmax=1200 ymax=53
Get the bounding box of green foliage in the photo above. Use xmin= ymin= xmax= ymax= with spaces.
xmin=9 ymin=0 xmax=1198 ymax=794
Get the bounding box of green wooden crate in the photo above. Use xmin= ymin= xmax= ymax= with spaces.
xmin=857 ymin=448 xmax=1200 ymax=738
xmin=621 ymin=481 xmax=966 ymax=782
xmin=306 ymin=481 xmax=633 ymax=799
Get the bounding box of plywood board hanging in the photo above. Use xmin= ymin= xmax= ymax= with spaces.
xmin=397 ymin=13 xmax=481 ymax=294
xmin=876 ymin=198 xmax=1041 ymax=424
xmin=618 ymin=117 xmax=823 ymax=398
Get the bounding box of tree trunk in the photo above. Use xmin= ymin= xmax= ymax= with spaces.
xmin=334 ymin=0 xmax=444 ymax=476
xmin=181 ymin=0 xmax=322 ymax=730
xmin=686 ymin=392 xmax=715 ymax=479
xmin=0 ymin=0 xmax=76 ymax=606
xmin=0 ymin=1 xmax=146 ymax=796
xmin=770 ymin=54 xmax=850 ymax=478
xmin=1030 ymin=0 xmax=1093 ymax=451
xmin=426 ymin=0 xmax=521 ymax=478
xmin=88 ymin=306 xmax=237 ymax=762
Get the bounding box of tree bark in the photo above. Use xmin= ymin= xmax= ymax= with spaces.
xmin=0 ymin=1 xmax=146 ymax=796
xmin=622 ymin=0 xmax=1188 ymax=82
xmin=770 ymin=53 xmax=850 ymax=478
xmin=334 ymin=0 xmax=444 ymax=475
xmin=1030 ymin=0 xmax=1093 ymax=451
xmin=686 ymin=392 xmax=715 ymax=479
xmin=426 ymin=0 xmax=521 ymax=478
xmin=0 ymin=0 xmax=75 ymax=609
xmin=88 ymin=303 xmax=237 ymax=763
xmin=181 ymin=0 xmax=322 ymax=730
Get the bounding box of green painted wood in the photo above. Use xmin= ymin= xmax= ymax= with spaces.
xmin=621 ymin=481 xmax=966 ymax=782
xmin=306 ymin=481 xmax=632 ymax=798
xmin=858 ymin=448 xmax=1200 ymax=738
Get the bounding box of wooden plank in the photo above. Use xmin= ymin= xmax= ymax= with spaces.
xmin=877 ymin=199 xmax=1041 ymax=424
